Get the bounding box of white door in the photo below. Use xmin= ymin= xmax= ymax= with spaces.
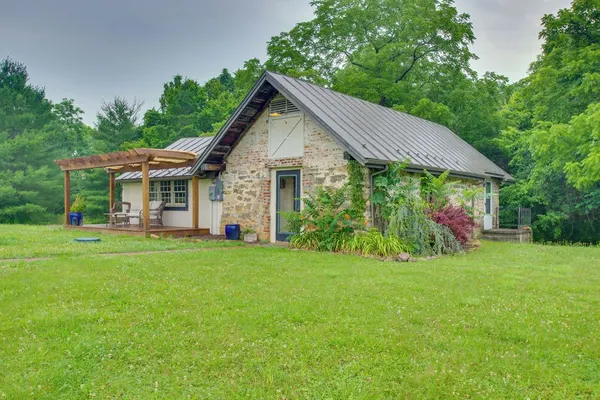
xmin=483 ymin=181 xmax=493 ymax=230
xmin=268 ymin=115 xmax=304 ymax=159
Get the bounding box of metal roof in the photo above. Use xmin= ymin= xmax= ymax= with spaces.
xmin=197 ymin=71 xmax=513 ymax=181
xmin=117 ymin=137 xmax=212 ymax=181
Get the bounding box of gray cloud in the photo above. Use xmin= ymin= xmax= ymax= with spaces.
xmin=0 ymin=0 xmax=571 ymax=124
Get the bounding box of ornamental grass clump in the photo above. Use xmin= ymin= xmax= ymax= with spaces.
xmin=347 ymin=229 xmax=410 ymax=257
xmin=387 ymin=191 xmax=462 ymax=256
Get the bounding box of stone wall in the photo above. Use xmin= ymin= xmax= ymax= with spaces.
xmin=219 ymin=108 xmax=369 ymax=241
xmin=450 ymin=177 xmax=501 ymax=230
xmin=218 ymin=105 xmax=502 ymax=241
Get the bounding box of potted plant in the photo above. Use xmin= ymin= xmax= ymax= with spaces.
xmin=69 ymin=195 xmax=85 ymax=226
xmin=242 ymin=227 xmax=258 ymax=243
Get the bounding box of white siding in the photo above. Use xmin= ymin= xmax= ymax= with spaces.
xmin=121 ymin=178 xmax=212 ymax=229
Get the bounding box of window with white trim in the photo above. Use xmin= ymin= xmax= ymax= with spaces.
xmin=150 ymin=180 xmax=188 ymax=208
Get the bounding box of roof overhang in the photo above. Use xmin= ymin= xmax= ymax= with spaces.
xmin=55 ymin=148 xmax=197 ymax=173
xmin=364 ymin=158 xmax=515 ymax=182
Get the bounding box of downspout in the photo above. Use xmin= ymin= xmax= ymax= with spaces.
xmin=369 ymin=164 xmax=389 ymax=228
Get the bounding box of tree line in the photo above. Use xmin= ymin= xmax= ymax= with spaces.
xmin=0 ymin=0 xmax=597 ymax=242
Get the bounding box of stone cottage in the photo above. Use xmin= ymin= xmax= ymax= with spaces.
xmin=117 ymin=71 xmax=513 ymax=242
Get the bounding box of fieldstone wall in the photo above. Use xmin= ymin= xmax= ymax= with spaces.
xmin=219 ymin=108 xmax=370 ymax=241
xmin=450 ymin=178 xmax=501 ymax=230
xmin=218 ymin=105 xmax=502 ymax=241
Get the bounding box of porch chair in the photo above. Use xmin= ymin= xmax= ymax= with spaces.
xmin=107 ymin=201 xmax=131 ymax=227
xmin=138 ymin=200 xmax=166 ymax=228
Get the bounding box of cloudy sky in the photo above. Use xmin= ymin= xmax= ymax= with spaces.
xmin=1 ymin=0 xmax=571 ymax=124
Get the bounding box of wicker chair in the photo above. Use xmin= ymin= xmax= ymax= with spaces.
xmin=138 ymin=200 xmax=166 ymax=228
xmin=108 ymin=202 xmax=131 ymax=227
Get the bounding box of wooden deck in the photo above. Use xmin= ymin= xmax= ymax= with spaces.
xmin=65 ymin=224 xmax=210 ymax=238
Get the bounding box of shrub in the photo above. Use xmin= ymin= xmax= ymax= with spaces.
xmin=70 ymin=195 xmax=85 ymax=213
xmin=431 ymin=206 xmax=477 ymax=245
xmin=347 ymin=229 xmax=410 ymax=257
xmin=388 ymin=193 xmax=462 ymax=256
xmin=287 ymin=186 xmax=363 ymax=252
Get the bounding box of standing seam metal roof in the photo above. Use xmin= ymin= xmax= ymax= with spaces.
xmin=117 ymin=137 xmax=212 ymax=181
xmin=261 ymin=72 xmax=512 ymax=180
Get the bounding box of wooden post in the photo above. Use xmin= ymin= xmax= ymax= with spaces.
xmin=109 ymin=172 xmax=115 ymax=210
xmin=141 ymin=161 xmax=150 ymax=235
xmin=64 ymin=171 xmax=70 ymax=226
xmin=192 ymin=176 xmax=199 ymax=229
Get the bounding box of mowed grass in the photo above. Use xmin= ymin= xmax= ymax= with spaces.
xmin=0 ymin=225 xmax=240 ymax=259
xmin=1 ymin=229 xmax=600 ymax=398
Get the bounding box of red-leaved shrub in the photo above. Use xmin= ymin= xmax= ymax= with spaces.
xmin=431 ymin=206 xmax=476 ymax=245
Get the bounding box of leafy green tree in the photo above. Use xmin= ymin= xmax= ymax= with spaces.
xmin=267 ymin=0 xmax=476 ymax=106
xmin=499 ymin=0 xmax=600 ymax=242
xmin=93 ymin=97 xmax=143 ymax=152
xmin=405 ymin=98 xmax=455 ymax=127
xmin=0 ymin=57 xmax=53 ymax=137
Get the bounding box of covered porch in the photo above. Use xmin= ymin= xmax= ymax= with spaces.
xmin=55 ymin=148 xmax=206 ymax=237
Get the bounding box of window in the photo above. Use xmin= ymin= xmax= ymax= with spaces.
xmin=484 ymin=181 xmax=493 ymax=215
xmin=149 ymin=179 xmax=188 ymax=209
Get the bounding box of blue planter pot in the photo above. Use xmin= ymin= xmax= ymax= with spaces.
xmin=69 ymin=212 xmax=83 ymax=226
xmin=225 ymin=224 xmax=241 ymax=240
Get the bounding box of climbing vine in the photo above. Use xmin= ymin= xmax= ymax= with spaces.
xmin=347 ymin=160 xmax=366 ymax=216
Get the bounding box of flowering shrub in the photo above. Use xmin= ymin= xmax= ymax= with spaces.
xmin=431 ymin=206 xmax=476 ymax=245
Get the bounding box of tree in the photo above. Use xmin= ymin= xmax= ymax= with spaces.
xmin=0 ymin=57 xmax=53 ymax=137
xmin=267 ymin=0 xmax=476 ymax=106
xmin=498 ymin=0 xmax=600 ymax=242
xmin=93 ymin=97 xmax=143 ymax=152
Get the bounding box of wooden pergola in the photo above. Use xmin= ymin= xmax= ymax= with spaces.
xmin=55 ymin=148 xmax=198 ymax=234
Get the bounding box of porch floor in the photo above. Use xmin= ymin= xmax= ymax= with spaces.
xmin=65 ymin=224 xmax=210 ymax=238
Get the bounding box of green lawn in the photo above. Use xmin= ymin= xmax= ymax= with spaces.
xmin=0 ymin=225 xmax=240 ymax=259
xmin=1 ymin=227 xmax=599 ymax=398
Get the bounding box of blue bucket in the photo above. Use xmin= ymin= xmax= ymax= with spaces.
xmin=225 ymin=224 xmax=241 ymax=240
xmin=69 ymin=212 xmax=83 ymax=226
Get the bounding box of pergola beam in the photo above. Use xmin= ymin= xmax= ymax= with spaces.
xmin=56 ymin=154 xmax=153 ymax=171
xmin=105 ymin=159 xmax=195 ymax=174
xmin=54 ymin=148 xmax=197 ymax=172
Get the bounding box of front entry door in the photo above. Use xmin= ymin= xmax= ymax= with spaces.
xmin=276 ymin=170 xmax=301 ymax=241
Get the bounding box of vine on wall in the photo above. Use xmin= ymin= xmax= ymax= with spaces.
xmin=347 ymin=160 xmax=366 ymax=216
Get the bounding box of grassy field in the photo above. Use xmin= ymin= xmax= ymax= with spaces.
xmin=0 ymin=225 xmax=241 ymax=259
xmin=1 ymin=226 xmax=599 ymax=398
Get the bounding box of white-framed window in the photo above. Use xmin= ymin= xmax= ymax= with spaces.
xmin=484 ymin=181 xmax=493 ymax=215
xmin=150 ymin=179 xmax=188 ymax=209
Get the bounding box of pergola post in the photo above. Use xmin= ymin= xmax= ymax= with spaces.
xmin=109 ymin=172 xmax=115 ymax=210
xmin=141 ymin=161 xmax=151 ymax=235
xmin=192 ymin=176 xmax=199 ymax=229
xmin=63 ymin=171 xmax=70 ymax=226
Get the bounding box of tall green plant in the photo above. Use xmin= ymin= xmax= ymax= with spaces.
xmin=420 ymin=170 xmax=455 ymax=211
xmin=347 ymin=160 xmax=366 ymax=216
xmin=287 ymin=186 xmax=361 ymax=252
xmin=371 ymin=161 xmax=413 ymax=229
xmin=387 ymin=190 xmax=461 ymax=256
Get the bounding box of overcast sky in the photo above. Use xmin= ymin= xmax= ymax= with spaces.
xmin=1 ymin=0 xmax=571 ymax=125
